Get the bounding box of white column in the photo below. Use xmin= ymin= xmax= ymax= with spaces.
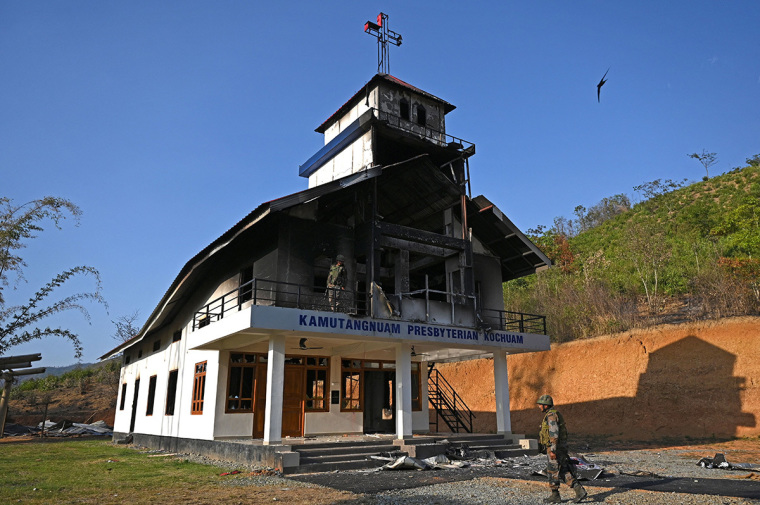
xmin=263 ymin=335 xmax=285 ymax=445
xmin=394 ymin=344 xmax=413 ymax=440
xmin=493 ymin=350 xmax=512 ymax=434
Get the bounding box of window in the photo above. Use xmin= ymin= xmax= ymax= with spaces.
xmin=305 ymin=357 xmax=330 ymax=412
xmin=225 ymin=353 xmax=330 ymax=414
xmin=165 ymin=370 xmax=178 ymax=415
xmin=191 ymin=361 xmax=207 ymax=415
xmin=146 ymin=375 xmax=157 ymax=416
xmin=137 ymin=348 xmax=143 ymax=359
xmin=239 ymin=266 xmax=253 ymax=304
xmin=172 ymin=330 xmax=182 ymax=343
xmin=124 ymin=354 xmax=131 ymax=365
xmin=416 ymin=105 xmax=426 ymax=126
xmin=400 ymin=99 xmax=410 ymax=120
xmin=226 ymin=353 xmax=261 ymax=413
xmin=119 ymin=383 xmax=127 ymax=410
xmin=153 ymin=339 xmax=160 ymax=352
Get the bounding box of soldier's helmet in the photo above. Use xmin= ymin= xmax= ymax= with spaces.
xmin=536 ymin=394 xmax=554 ymax=406
xmin=336 ymin=254 xmax=345 ymax=262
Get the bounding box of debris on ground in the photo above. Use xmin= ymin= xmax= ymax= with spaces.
xmin=531 ymin=455 xmax=607 ymax=481
xmin=697 ymin=452 xmax=760 ymax=471
xmin=379 ymin=456 xmax=430 ymax=471
xmin=2 ymin=419 xmax=113 ymax=438
xmin=570 ymin=455 xmax=605 ymax=480
xmin=37 ymin=419 xmax=113 ymax=437
xmin=220 ymin=470 xmax=242 ymax=476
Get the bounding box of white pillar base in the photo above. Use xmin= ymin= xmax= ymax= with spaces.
xmin=263 ymin=335 xmax=285 ymax=445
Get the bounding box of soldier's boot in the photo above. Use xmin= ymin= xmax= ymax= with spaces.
xmin=543 ymin=490 xmax=561 ymax=503
xmin=572 ymin=482 xmax=588 ymax=503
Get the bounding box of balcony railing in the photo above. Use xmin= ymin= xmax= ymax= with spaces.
xmin=480 ymin=308 xmax=547 ymax=335
xmin=192 ymin=277 xmax=546 ymax=336
xmin=371 ymin=108 xmax=474 ymax=153
xmin=192 ymin=278 xmax=365 ymax=331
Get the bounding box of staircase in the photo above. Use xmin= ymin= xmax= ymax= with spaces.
xmin=428 ymin=366 xmax=475 ymax=433
xmin=286 ymin=438 xmax=406 ymax=475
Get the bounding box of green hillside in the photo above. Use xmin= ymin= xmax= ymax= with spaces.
xmin=505 ymin=165 xmax=760 ymax=342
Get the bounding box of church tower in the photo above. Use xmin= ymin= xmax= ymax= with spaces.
xmin=299 ymin=74 xmax=475 ymax=191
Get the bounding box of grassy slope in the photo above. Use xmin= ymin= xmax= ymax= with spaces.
xmin=505 ymin=165 xmax=760 ymax=341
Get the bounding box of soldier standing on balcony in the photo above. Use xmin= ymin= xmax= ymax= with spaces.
xmin=326 ymin=254 xmax=346 ymax=311
xmin=538 ymin=394 xmax=587 ymax=503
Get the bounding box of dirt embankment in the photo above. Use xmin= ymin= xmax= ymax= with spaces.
xmin=8 ymin=380 xmax=117 ymax=427
xmin=437 ymin=316 xmax=760 ymax=440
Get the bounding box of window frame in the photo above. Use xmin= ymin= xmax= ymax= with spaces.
xmin=119 ymin=383 xmax=127 ymax=410
xmin=146 ymin=375 xmax=157 ymax=416
xmin=225 ymin=352 xmax=263 ymax=414
xmin=304 ymin=356 xmax=330 ymax=413
xmin=191 ymin=361 xmax=207 ymax=415
xmin=165 ymin=369 xmax=178 ymax=416
xmin=400 ymin=98 xmax=410 ymax=121
xmin=416 ymin=105 xmax=427 ymax=126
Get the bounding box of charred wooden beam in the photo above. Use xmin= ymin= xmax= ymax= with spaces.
xmin=377 ymin=222 xmax=466 ymax=251
xmin=379 ymin=236 xmax=449 ymax=257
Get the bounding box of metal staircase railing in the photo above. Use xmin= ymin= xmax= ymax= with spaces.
xmin=427 ymin=365 xmax=475 ymax=433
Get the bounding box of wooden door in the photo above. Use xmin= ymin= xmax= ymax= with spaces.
xmin=252 ymin=366 xmax=267 ymax=439
xmin=282 ymin=366 xmax=304 ymax=437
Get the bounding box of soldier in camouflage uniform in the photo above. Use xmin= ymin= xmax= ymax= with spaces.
xmin=538 ymin=394 xmax=588 ymax=503
xmin=326 ymin=254 xmax=346 ymax=311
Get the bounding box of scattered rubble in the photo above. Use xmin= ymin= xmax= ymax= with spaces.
xmin=1 ymin=419 xmax=113 ymax=438
xmin=698 ymin=453 xmax=760 ymax=472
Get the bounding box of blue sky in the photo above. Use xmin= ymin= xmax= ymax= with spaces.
xmin=2 ymin=1 xmax=759 ymax=366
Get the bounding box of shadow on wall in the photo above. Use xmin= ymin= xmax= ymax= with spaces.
xmin=509 ymin=336 xmax=756 ymax=441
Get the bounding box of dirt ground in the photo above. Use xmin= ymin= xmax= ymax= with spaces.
xmin=7 ymin=378 xmax=117 ymax=427
xmin=435 ymin=316 xmax=760 ymax=440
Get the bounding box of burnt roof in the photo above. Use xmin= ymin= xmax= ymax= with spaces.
xmin=100 ymin=157 xmax=548 ymax=360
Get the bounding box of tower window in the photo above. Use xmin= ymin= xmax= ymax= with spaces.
xmin=400 ymin=99 xmax=410 ymax=121
xmin=416 ymin=105 xmax=426 ymax=126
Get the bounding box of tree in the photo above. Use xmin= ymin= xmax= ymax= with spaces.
xmin=0 ymin=197 xmax=106 ymax=359
xmin=112 ymin=311 xmax=142 ymax=343
xmin=622 ymin=218 xmax=672 ymax=314
xmin=746 ymin=154 xmax=760 ymax=167
xmin=688 ymin=150 xmax=717 ymax=180
xmin=633 ymin=178 xmax=688 ymax=201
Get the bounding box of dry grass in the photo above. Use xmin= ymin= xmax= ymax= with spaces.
xmin=0 ymin=438 xmax=359 ymax=505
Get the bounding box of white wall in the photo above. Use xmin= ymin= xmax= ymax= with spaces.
xmin=308 ymin=130 xmax=374 ymax=189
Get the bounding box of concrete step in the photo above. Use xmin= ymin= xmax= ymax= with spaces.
xmin=285 ymin=457 xmax=391 ymax=475
xmin=290 ymin=439 xmax=396 ymax=450
xmin=300 ymin=450 xmax=405 ymax=465
xmin=286 ymin=439 xmax=408 ymax=475
xmin=295 ymin=443 xmax=398 ymax=458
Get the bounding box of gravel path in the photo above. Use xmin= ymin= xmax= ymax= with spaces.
xmin=142 ymin=446 xmax=760 ymax=504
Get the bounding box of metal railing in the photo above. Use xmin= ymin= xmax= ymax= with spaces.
xmin=372 ymin=108 xmax=474 ymax=152
xmin=481 ymin=308 xmax=547 ymax=335
xmin=192 ymin=276 xmax=547 ymax=336
xmin=389 ymin=274 xmax=477 ymax=326
xmin=193 ymin=278 xmax=365 ymax=331
xmin=428 ymin=367 xmax=475 ymax=433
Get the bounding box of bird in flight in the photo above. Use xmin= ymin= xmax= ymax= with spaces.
xmin=597 ymin=67 xmax=610 ymax=102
